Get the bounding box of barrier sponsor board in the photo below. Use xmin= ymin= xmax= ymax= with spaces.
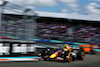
xmin=0 ymin=42 xmax=36 ymax=56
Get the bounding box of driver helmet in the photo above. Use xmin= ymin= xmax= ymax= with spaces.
xmin=65 ymin=44 xmax=69 ymax=46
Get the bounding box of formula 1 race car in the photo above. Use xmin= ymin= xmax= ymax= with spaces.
xmin=79 ymin=45 xmax=96 ymax=54
xmin=38 ymin=47 xmax=85 ymax=62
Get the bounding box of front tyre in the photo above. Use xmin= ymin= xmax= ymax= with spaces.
xmin=67 ymin=53 xmax=73 ymax=62
xmin=63 ymin=51 xmax=72 ymax=62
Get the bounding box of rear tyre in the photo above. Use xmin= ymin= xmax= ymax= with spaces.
xmin=77 ymin=51 xmax=85 ymax=60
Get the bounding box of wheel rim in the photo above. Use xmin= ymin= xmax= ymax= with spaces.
xmin=81 ymin=52 xmax=85 ymax=60
xmin=67 ymin=54 xmax=72 ymax=62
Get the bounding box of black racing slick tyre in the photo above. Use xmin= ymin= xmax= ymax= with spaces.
xmin=67 ymin=53 xmax=73 ymax=62
xmin=77 ymin=51 xmax=85 ymax=60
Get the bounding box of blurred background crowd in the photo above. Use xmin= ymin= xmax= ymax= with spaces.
xmin=1 ymin=18 xmax=100 ymax=46
xmin=36 ymin=20 xmax=100 ymax=45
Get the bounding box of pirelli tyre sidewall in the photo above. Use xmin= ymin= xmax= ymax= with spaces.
xmin=77 ymin=51 xmax=85 ymax=60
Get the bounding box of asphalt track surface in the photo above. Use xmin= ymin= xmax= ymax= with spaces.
xmin=0 ymin=42 xmax=100 ymax=67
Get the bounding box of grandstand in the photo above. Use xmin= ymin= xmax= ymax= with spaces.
xmin=2 ymin=10 xmax=100 ymax=45
xmin=0 ymin=1 xmax=100 ymax=46
xmin=35 ymin=11 xmax=100 ymax=45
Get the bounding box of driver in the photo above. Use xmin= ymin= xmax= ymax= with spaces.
xmin=63 ymin=44 xmax=71 ymax=51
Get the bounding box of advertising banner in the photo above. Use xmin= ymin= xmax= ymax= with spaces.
xmin=0 ymin=43 xmax=10 ymax=55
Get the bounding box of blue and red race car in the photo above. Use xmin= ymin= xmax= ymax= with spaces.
xmin=38 ymin=47 xmax=85 ymax=62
